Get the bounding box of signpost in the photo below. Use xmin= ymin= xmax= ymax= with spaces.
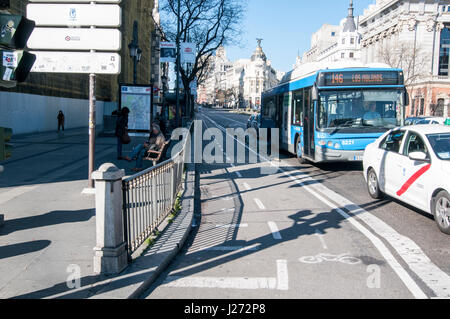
xmin=28 ymin=28 xmax=121 ymax=51
xmin=27 ymin=4 xmax=121 ymax=27
xmin=27 ymin=0 xmax=122 ymax=191
xmin=31 ymin=51 xmax=120 ymax=74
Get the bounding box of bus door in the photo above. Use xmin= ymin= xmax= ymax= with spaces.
xmin=280 ymin=93 xmax=289 ymax=146
xmin=303 ymin=87 xmax=315 ymax=159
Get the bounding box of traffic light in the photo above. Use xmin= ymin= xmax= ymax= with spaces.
xmin=0 ymin=14 xmax=36 ymax=87
xmin=0 ymin=127 xmax=12 ymax=161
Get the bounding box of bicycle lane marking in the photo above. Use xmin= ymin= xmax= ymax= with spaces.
xmin=202 ymin=113 xmax=429 ymax=298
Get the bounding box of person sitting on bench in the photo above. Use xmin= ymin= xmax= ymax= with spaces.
xmin=129 ymin=123 xmax=166 ymax=172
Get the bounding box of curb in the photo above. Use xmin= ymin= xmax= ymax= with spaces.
xmin=88 ymin=162 xmax=196 ymax=299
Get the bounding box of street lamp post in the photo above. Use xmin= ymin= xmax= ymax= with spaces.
xmin=129 ymin=21 xmax=142 ymax=85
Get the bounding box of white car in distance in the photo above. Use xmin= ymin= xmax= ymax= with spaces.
xmin=363 ymin=125 xmax=450 ymax=234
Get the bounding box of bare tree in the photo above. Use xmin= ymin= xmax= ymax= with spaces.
xmin=378 ymin=40 xmax=430 ymax=116
xmin=377 ymin=41 xmax=430 ymax=85
xmin=154 ymin=0 xmax=247 ymax=100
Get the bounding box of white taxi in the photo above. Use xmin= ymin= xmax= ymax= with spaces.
xmin=363 ymin=125 xmax=450 ymax=234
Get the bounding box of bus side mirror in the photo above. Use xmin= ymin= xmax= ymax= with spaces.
xmin=403 ymin=91 xmax=410 ymax=106
xmin=312 ymin=85 xmax=319 ymax=101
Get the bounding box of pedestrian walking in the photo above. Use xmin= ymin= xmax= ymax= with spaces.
xmin=57 ymin=110 xmax=65 ymax=132
xmin=115 ymin=107 xmax=131 ymax=161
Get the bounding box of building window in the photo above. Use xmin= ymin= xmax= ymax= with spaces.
xmin=350 ymin=38 xmax=354 ymax=44
xmin=350 ymin=52 xmax=354 ymax=58
xmin=342 ymin=38 xmax=345 ymax=44
xmin=411 ymin=98 xmax=416 ymax=116
xmin=419 ymin=98 xmax=425 ymax=116
xmin=331 ymin=32 xmax=336 ymax=36
xmin=341 ymin=53 xmax=345 ymax=58
xmin=439 ymin=26 xmax=450 ymax=76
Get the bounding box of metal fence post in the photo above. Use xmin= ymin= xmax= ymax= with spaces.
xmin=92 ymin=163 xmax=128 ymax=275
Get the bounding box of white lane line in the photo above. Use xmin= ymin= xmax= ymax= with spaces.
xmin=254 ymin=198 xmax=266 ymax=210
xmin=163 ymin=276 xmax=277 ymax=290
xmin=162 ymin=260 xmax=288 ymax=291
xmin=243 ymin=182 xmax=252 ymax=191
xmin=315 ymin=229 xmax=328 ymax=250
xmin=194 ymin=244 xmax=260 ymax=252
xmin=277 ymin=260 xmax=289 ymax=291
xmin=268 ymin=221 xmax=282 ymax=240
xmin=215 ymin=223 xmax=248 ymax=228
xmin=203 ymin=113 xmax=435 ymax=299
xmin=282 ymin=170 xmax=427 ymax=299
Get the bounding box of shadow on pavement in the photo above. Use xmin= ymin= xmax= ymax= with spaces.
xmin=0 ymin=240 xmax=51 ymax=260
xmin=0 ymin=209 xmax=94 ymax=236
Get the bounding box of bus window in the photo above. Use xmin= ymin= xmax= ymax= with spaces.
xmin=292 ymin=89 xmax=303 ymax=126
xmin=263 ymin=97 xmax=277 ymax=121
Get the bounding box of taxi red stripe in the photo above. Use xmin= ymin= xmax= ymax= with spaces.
xmin=396 ymin=164 xmax=431 ymax=197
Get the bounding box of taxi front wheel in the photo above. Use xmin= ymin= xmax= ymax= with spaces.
xmin=432 ymin=191 xmax=450 ymax=235
xmin=367 ymin=168 xmax=382 ymax=199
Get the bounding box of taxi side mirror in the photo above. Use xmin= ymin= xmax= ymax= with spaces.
xmin=409 ymin=151 xmax=428 ymax=162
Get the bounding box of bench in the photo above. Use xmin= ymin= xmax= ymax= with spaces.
xmin=143 ymin=140 xmax=171 ymax=166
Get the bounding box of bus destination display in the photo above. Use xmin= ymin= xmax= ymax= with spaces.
xmin=319 ymin=71 xmax=402 ymax=87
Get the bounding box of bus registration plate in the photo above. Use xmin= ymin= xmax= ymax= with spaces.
xmin=352 ymin=155 xmax=363 ymax=161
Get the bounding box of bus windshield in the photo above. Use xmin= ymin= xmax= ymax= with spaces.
xmin=318 ymin=89 xmax=403 ymax=130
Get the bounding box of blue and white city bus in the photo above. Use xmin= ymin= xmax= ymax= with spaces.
xmin=260 ymin=62 xmax=409 ymax=163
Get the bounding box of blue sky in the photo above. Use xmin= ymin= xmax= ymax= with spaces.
xmin=225 ymin=0 xmax=375 ymax=72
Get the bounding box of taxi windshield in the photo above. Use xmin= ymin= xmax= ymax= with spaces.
xmin=427 ymin=133 xmax=450 ymax=160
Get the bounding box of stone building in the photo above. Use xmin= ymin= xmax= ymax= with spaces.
xmin=199 ymin=42 xmax=282 ymax=109
xmin=359 ymin=0 xmax=450 ymax=117
xmin=0 ymin=0 xmax=158 ymax=134
xmin=299 ymin=1 xmax=362 ymax=66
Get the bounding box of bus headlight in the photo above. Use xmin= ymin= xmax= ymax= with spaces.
xmin=327 ymin=141 xmax=333 ymax=147
xmin=334 ymin=143 xmax=341 ymax=149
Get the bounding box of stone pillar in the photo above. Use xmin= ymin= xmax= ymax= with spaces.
xmin=92 ymin=163 xmax=128 ymax=275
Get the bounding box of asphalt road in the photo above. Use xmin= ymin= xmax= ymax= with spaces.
xmin=143 ymin=107 xmax=450 ymax=299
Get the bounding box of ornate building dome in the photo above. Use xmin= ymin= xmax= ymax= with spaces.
xmin=251 ymin=39 xmax=267 ymax=62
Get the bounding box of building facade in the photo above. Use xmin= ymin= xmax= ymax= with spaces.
xmin=300 ymin=1 xmax=361 ymax=65
xmin=199 ymin=42 xmax=282 ymax=109
xmin=0 ymin=0 xmax=158 ymax=134
xmin=359 ymin=0 xmax=450 ymax=117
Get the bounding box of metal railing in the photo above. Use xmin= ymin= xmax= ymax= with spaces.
xmin=122 ymin=124 xmax=191 ymax=257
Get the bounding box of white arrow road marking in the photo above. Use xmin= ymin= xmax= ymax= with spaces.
xmin=203 ymin=113 xmax=450 ymax=298
xmin=268 ymin=221 xmax=282 ymax=240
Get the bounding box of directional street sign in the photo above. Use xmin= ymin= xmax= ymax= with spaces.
xmin=29 ymin=0 xmax=121 ymax=3
xmin=27 ymin=28 xmax=121 ymax=51
xmin=27 ymin=4 xmax=121 ymax=27
xmin=31 ymin=51 xmax=121 ymax=74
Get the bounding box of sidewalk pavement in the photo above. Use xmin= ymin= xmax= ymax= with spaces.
xmin=0 ymin=127 xmax=189 ymax=299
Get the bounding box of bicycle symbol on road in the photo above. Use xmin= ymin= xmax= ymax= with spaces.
xmin=299 ymin=253 xmax=362 ymax=265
